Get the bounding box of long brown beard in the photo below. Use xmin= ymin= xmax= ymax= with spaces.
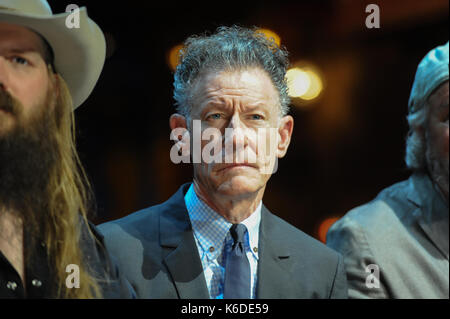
xmin=0 ymin=88 xmax=57 ymax=229
xmin=0 ymin=74 xmax=102 ymax=298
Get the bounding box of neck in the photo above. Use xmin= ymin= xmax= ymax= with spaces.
xmin=193 ymin=181 xmax=265 ymax=224
xmin=0 ymin=207 xmax=26 ymax=285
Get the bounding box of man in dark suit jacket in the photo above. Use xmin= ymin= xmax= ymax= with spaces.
xmin=99 ymin=26 xmax=347 ymax=299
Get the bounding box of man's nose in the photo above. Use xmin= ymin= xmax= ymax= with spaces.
xmin=225 ymin=113 xmax=248 ymax=148
xmin=227 ymin=113 xmax=245 ymax=131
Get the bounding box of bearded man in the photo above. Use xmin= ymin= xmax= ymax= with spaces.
xmin=327 ymin=42 xmax=449 ymax=298
xmin=0 ymin=0 xmax=134 ymax=298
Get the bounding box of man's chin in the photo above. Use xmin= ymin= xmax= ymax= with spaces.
xmin=216 ymin=175 xmax=264 ymax=197
xmin=0 ymin=115 xmax=15 ymax=135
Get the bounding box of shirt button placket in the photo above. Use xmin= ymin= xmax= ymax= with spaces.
xmin=31 ymin=279 xmax=43 ymax=288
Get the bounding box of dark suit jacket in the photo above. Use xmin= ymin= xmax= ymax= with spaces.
xmin=98 ymin=183 xmax=348 ymax=299
xmin=84 ymin=221 xmax=136 ymax=299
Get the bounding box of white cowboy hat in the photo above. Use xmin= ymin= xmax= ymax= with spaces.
xmin=0 ymin=0 xmax=106 ymax=109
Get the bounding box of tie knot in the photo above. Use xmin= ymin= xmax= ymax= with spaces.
xmin=230 ymin=224 xmax=247 ymax=245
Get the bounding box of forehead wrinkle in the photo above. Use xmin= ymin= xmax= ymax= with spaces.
xmin=202 ymin=90 xmax=271 ymax=111
xmin=192 ymin=67 xmax=281 ymax=117
xmin=0 ymin=27 xmax=47 ymax=60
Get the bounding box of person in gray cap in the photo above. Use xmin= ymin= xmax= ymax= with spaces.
xmin=327 ymin=41 xmax=449 ymax=299
xmin=0 ymin=0 xmax=134 ymax=298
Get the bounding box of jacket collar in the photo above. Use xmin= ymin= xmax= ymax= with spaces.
xmin=256 ymin=205 xmax=299 ymax=298
xmin=159 ymin=183 xmax=300 ymax=299
xmin=159 ymin=183 xmax=210 ymax=298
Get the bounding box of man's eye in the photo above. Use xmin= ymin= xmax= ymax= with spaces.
xmin=12 ymin=56 xmax=29 ymax=65
xmin=208 ymin=113 xmax=222 ymax=120
xmin=250 ymin=114 xmax=263 ymax=120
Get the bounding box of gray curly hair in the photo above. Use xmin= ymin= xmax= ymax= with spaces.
xmin=173 ymin=25 xmax=291 ymax=119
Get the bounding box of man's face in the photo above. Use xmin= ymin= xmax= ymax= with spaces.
xmin=0 ymin=22 xmax=58 ymax=214
xmin=0 ymin=22 xmax=52 ymax=135
xmin=176 ymin=67 xmax=293 ymax=197
xmin=425 ymin=81 xmax=449 ymax=200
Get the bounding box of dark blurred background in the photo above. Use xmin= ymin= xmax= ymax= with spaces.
xmin=48 ymin=0 xmax=449 ymax=242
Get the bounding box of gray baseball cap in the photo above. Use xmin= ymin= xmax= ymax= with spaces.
xmin=408 ymin=41 xmax=449 ymax=114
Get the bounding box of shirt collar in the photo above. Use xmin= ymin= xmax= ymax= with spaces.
xmin=184 ymin=184 xmax=262 ymax=261
xmin=240 ymin=201 xmax=261 ymax=260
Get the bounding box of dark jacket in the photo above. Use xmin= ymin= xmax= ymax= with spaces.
xmin=0 ymin=218 xmax=135 ymax=299
xmin=99 ymin=183 xmax=348 ymax=299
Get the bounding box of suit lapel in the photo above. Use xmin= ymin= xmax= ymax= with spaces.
xmin=408 ymin=174 xmax=449 ymax=260
xmin=159 ymin=183 xmax=210 ymax=299
xmin=256 ymin=206 xmax=297 ymax=298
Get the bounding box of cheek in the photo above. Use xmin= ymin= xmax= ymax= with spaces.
xmin=443 ymin=126 xmax=449 ymax=154
xmin=431 ymin=124 xmax=450 ymax=156
xmin=255 ymin=129 xmax=278 ymax=157
xmin=11 ymin=71 xmax=50 ymax=116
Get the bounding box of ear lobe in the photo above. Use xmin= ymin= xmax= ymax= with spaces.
xmin=170 ymin=113 xmax=189 ymax=150
xmin=170 ymin=113 xmax=188 ymax=131
xmin=276 ymin=115 xmax=294 ymax=158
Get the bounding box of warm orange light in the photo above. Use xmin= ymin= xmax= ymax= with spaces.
xmin=256 ymin=28 xmax=281 ymax=46
xmin=286 ymin=68 xmax=310 ymax=97
xmin=301 ymin=69 xmax=323 ymax=100
xmin=317 ymin=217 xmax=340 ymax=243
xmin=167 ymin=44 xmax=184 ymax=71
xmin=286 ymin=63 xmax=324 ymax=107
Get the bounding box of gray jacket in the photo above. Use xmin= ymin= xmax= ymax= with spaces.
xmin=327 ymin=173 xmax=449 ymax=298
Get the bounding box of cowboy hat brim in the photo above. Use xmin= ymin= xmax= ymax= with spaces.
xmin=0 ymin=7 xmax=106 ymax=109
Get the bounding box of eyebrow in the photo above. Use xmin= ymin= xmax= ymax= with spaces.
xmin=4 ymin=46 xmax=42 ymax=55
xmin=3 ymin=46 xmax=49 ymax=66
xmin=201 ymin=103 xmax=271 ymax=120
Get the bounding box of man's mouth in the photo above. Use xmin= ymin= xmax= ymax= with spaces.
xmin=0 ymin=105 xmax=13 ymax=114
xmin=216 ymin=163 xmax=258 ymax=172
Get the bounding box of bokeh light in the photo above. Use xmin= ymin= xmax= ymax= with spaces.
xmin=286 ymin=63 xmax=324 ymax=107
xmin=167 ymin=44 xmax=184 ymax=71
xmin=300 ymin=69 xmax=323 ymax=100
xmin=317 ymin=216 xmax=340 ymax=243
xmin=286 ymin=68 xmax=310 ymax=97
xmin=256 ymin=28 xmax=281 ymax=46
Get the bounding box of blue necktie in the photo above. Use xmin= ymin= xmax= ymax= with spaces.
xmin=223 ymin=224 xmax=251 ymax=299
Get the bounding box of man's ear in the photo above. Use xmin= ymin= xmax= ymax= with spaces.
xmin=170 ymin=113 xmax=188 ymax=130
xmin=276 ymin=115 xmax=294 ymax=158
xmin=169 ymin=113 xmax=190 ymax=151
xmin=51 ymin=70 xmax=61 ymax=101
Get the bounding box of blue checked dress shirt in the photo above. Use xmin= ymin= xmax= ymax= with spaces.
xmin=184 ymin=184 xmax=261 ymax=299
